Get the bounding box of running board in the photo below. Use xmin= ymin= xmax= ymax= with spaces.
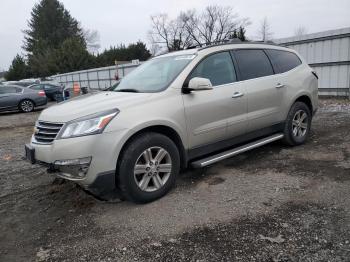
xmin=191 ymin=133 xmax=284 ymax=168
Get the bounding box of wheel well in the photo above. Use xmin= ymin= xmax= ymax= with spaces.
xmin=295 ymin=95 xmax=312 ymax=113
xmin=119 ymin=125 xmax=188 ymax=169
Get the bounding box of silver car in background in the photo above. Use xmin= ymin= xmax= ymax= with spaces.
xmin=0 ymin=85 xmax=47 ymax=112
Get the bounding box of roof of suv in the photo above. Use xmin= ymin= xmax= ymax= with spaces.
xmin=157 ymin=42 xmax=294 ymax=58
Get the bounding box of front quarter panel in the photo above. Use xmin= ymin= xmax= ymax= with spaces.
xmin=104 ymin=88 xmax=188 ymax=150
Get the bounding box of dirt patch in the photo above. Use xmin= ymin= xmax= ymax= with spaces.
xmin=130 ymin=202 xmax=350 ymax=262
xmin=1 ymin=98 xmax=350 ymax=261
xmin=206 ymin=176 xmax=226 ymax=185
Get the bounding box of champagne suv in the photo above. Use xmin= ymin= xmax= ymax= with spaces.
xmin=25 ymin=42 xmax=318 ymax=203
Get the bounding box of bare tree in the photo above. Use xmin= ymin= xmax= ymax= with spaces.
xmin=202 ymin=6 xmax=248 ymax=43
xmin=257 ymin=17 xmax=273 ymax=42
xmin=294 ymin=26 xmax=308 ymax=37
xmin=83 ymin=29 xmax=101 ymax=54
xmin=149 ymin=5 xmax=250 ymax=51
xmin=149 ymin=13 xmax=192 ymax=51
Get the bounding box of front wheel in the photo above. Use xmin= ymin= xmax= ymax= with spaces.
xmin=19 ymin=99 xmax=34 ymax=112
xmin=117 ymin=132 xmax=180 ymax=203
xmin=282 ymin=102 xmax=312 ymax=146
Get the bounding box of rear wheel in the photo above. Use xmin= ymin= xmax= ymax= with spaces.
xmin=282 ymin=102 xmax=311 ymax=146
xmin=117 ymin=132 xmax=180 ymax=203
xmin=53 ymin=93 xmax=60 ymax=101
xmin=19 ymin=99 xmax=34 ymax=112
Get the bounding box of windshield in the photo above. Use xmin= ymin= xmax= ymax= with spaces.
xmin=106 ymin=82 xmax=120 ymax=91
xmin=114 ymin=54 xmax=195 ymax=93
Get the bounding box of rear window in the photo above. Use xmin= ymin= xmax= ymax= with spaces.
xmin=265 ymin=49 xmax=302 ymax=73
xmin=234 ymin=49 xmax=274 ymax=81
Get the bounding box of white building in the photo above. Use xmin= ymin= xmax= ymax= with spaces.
xmin=275 ymin=27 xmax=350 ymax=97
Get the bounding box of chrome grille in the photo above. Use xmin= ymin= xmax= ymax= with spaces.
xmin=34 ymin=121 xmax=63 ymax=144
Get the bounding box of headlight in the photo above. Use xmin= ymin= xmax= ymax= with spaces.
xmin=58 ymin=109 xmax=119 ymax=139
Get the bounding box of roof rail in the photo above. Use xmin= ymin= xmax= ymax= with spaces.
xmin=185 ymin=39 xmax=242 ymax=50
xmin=187 ymin=40 xmax=281 ymax=51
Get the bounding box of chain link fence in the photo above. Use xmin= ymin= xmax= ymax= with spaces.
xmin=51 ymin=62 xmax=140 ymax=91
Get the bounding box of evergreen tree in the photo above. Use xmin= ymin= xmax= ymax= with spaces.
xmin=5 ymin=55 xmax=30 ymax=81
xmin=97 ymin=41 xmax=151 ymax=67
xmin=24 ymin=0 xmax=85 ymax=54
xmin=127 ymin=41 xmax=152 ymax=61
xmin=54 ymin=37 xmax=95 ymax=73
xmin=238 ymin=26 xmax=246 ymax=41
xmin=7 ymin=1 xmax=152 ymax=77
xmin=231 ymin=29 xmax=238 ymax=39
xmin=23 ymin=0 xmax=86 ymax=76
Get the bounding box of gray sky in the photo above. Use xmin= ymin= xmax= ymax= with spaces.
xmin=0 ymin=0 xmax=349 ymax=70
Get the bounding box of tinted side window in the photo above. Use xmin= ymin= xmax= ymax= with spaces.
xmin=266 ymin=49 xmax=302 ymax=73
xmin=0 ymin=86 xmax=17 ymax=94
xmin=31 ymin=85 xmax=43 ymax=90
xmin=234 ymin=49 xmax=274 ymax=81
xmin=45 ymin=85 xmax=58 ymax=90
xmin=189 ymin=52 xmax=236 ymax=86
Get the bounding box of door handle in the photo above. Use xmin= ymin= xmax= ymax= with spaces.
xmin=275 ymin=83 xmax=285 ymax=89
xmin=232 ymin=92 xmax=244 ymax=98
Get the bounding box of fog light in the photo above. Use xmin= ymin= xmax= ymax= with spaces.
xmin=54 ymin=157 xmax=92 ymax=179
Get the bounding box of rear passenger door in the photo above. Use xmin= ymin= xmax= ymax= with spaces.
xmin=232 ymin=49 xmax=284 ymax=132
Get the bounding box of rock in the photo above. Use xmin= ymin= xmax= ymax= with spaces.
xmin=36 ymin=247 xmax=50 ymax=261
xmin=259 ymin=234 xmax=285 ymax=243
xmin=168 ymin=238 xmax=177 ymax=243
xmin=151 ymin=242 xmax=162 ymax=247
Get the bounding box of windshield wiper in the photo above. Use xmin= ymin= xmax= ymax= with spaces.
xmin=115 ymin=88 xmax=139 ymax=93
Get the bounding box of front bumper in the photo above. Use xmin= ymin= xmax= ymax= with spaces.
xmin=25 ymin=149 xmax=117 ymax=198
xmin=26 ymin=128 xmax=128 ymax=189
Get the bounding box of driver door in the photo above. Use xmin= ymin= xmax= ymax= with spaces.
xmin=182 ymin=51 xmax=247 ymax=150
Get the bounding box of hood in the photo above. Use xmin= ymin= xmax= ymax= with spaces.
xmin=39 ymin=91 xmax=152 ymax=122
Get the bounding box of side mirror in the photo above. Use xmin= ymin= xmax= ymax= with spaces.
xmin=188 ymin=77 xmax=213 ymax=91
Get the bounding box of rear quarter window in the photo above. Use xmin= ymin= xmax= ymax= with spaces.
xmin=265 ymin=49 xmax=302 ymax=73
xmin=233 ymin=49 xmax=274 ymax=81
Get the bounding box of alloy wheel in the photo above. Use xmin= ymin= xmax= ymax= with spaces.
xmin=21 ymin=100 xmax=34 ymax=112
xmin=133 ymin=146 xmax=172 ymax=192
xmin=292 ymin=110 xmax=308 ymax=137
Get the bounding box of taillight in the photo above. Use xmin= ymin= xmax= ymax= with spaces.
xmin=38 ymin=90 xmax=46 ymax=96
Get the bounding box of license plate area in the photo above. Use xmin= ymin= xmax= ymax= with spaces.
xmin=25 ymin=144 xmax=36 ymax=164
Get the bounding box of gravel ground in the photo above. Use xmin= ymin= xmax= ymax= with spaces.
xmin=0 ymin=98 xmax=349 ymax=262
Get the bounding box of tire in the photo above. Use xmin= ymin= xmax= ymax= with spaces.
xmin=53 ymin=94 xmax=59 ymax=101
xmin=282 ymin=102 xmax=312 ymax=146
xmin=117 ymin=132 xmax=180 ymax=203
xmin=19 ymin=99 xmax=35 ymax=113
